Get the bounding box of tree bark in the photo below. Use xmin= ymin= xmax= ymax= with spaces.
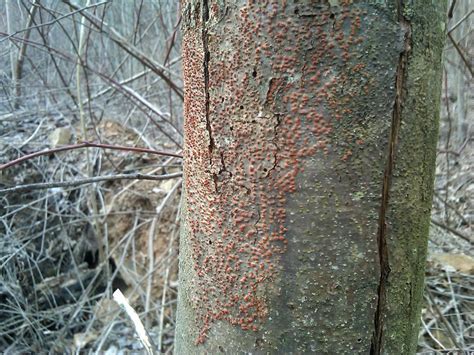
xmin=176 ymin=1 xmax=446 ymax=353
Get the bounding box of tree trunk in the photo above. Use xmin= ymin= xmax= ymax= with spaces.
xmin=176 ymin=1 xmax=446 ymax=353
xmin=12 ymin=0 xmax=38 ymax=109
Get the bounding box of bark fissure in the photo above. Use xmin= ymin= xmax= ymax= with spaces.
xmin=219 ymin=152 xmax=230 ymax=176
xmin=202 ymin=0 xmax=214 ymax=166
xmin=371 ymin=4 xmax=412 ymax=354
xmin=265 ymin=113 xmax=281 ymax=178
xmin=214 ymin=152 xmax=231 ymax=192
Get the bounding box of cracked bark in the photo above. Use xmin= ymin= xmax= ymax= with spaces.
xmin=371 ymin=7 xmax=411 ymax=354
xmin=202 ymin=0 xmax=219 ymax=193
xmin=371 ymin=3 xmax=414 ymax=353
xmin=202 ymin=0 xmax=214 ymax=162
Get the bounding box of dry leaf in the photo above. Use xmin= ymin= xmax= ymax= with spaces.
xmin=49 ymin=127 xmax=71 ymax=147
xmin=431 ymin=253 xmax=474 ymax=274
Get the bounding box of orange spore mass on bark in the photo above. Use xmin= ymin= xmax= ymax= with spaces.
xmin=182 ymin=0 xmax=369 ymax=344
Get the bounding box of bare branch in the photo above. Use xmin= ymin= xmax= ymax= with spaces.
xmin=447 ymin=32 xmax=474 ymax=77
xmin=0 ymin=172 xmax=182 ymax=194
xmin=431 ymin=218 xmax=473 ymax=244
xmin=0 ymin=32 xmax=183 ymax=147
xmin=448 ymin=9 xmax=473 ymax=33
xmin=0 ymin=141 xmax=182 ymax=171
xmin=62 ymin=0 xmax=184 ymax=100
xmin=113 ymin=289 xmax=157 ymax=355
xmin=0 ymin=1 xmax=110 ymax=43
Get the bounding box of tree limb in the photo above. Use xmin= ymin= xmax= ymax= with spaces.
xmin=0 ymin=172 xmax=182 ymax=194
xmin=0 ymin=141 xmax=182 ymax=171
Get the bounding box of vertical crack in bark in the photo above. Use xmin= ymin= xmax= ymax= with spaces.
xmin=202 ymin=0 xmax=214 ymax=166
xmin=371 ymin=3 xmax=411 ymax=354
xmin=202 ymin=0 xmax=217 ymax=192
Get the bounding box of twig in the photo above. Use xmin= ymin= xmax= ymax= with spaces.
xmin=448 ymin=10 xmax=473 ymax=33
xmin=0 ymin=172 xmax=183 ymax=194
xmin=447 ymin=32 xmax=474 ymax=77
xmin=103 ymin=153 xmax=180 ymax=218
xmin=83 ymin=68 xmax=151 ymax=105
xmin=443 ymin=66 xmax=452 ymax=224
xmin=433 ymin=192 xmax=470 ymax=227
xmin=113 ymin=289 xmax=157 ymax=355
xmin=0 ymin=31 xmax=183 ymax=147
xmin=0 ymin=141 xmax=182 ymax=171
xmin=425 ymin=288 xmax=463 ymax=351
xmin=421 ymin=317 xmax=447 ymax=350
xmin=146 ymin=180 xmax=181 ymax=324
xmin=437 ymin=149 xmax=460 ymax=156
xmin=18 ymin=118 xmax=46 ymax=149
xmin=431 ymin=218 xmax=472 ymax=243
xmin=457 ymin=136 xmax=471 ymax=155
xmin=0 ymin=1 xmax=110 ymax=43
xmin=62 ymin=0 xmax=183 ymax=100
xmin=145 ymin=216 xmax=158 ymax=329
xmin=419 ymin=298 xmax=458 ymax=337
xmin=445 ymin=271 xmax=465 ymax=349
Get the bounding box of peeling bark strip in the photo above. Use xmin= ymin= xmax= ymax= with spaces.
xmin=371 ymin=3 xmax=412 ymax=354
xmin=176 ymin=1 xmax=446 ymax=353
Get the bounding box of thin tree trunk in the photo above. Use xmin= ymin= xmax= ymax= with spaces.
xmin=176 ymin=1 xmax=446 ymax=353
xmin=12 ymin=0 xmax=39 ymax=109
xmin=5 ymin=0 xmax=17 ymax=109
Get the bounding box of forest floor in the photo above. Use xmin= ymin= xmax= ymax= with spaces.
xmin=419 ymin=135 xmax=473 ymax=353
xmin=1 ymin=91 xmax=472 ymax=354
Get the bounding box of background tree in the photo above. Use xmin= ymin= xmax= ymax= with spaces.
xmin=176 ymin=1 xmax=446 ymax=353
